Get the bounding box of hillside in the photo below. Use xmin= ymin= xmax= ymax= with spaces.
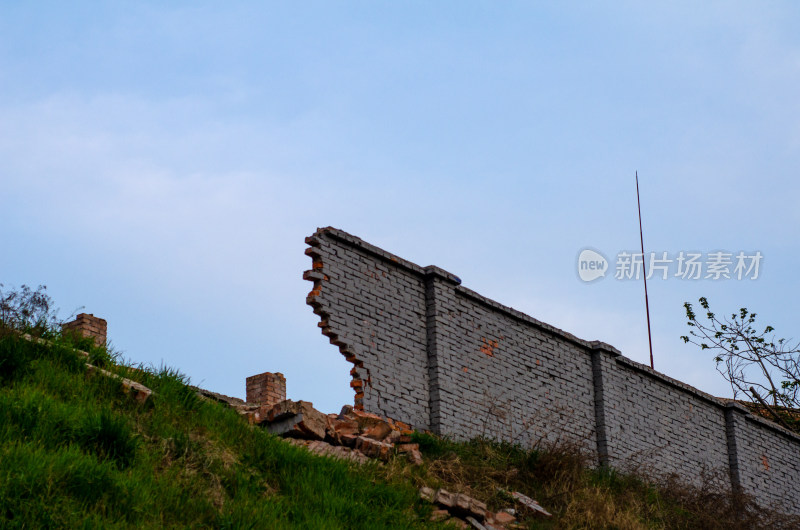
xmin=0 ymin=327 xmax=453 ymax=529
xmin=1 ymin=290 xmax=798 ymax=529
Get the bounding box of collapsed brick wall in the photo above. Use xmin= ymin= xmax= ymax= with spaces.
xmin=305 ymin=230 xmax=431 ymax=429
xmin=61 ymin=313 xmax=107 ymax=347
xmin=246 ymin=371 xmax=286 ymax=408
xmin=304 ymin=227 xmax=800 ymax=514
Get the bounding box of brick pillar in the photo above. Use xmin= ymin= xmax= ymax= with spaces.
xmin=589 ymin=341 xmax=621 ymax=467
xmin=246 ymin=371 xmax=286 ymax=407
xmin=724 ymin=401 xmax=749 ymax=494
xmin=423 ymin=265 xmax=462 ymax=435
xmin=61 ymin=313 xmax=107 ymax=348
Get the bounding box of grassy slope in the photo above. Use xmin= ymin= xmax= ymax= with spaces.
xmin=1 ymin=330 xmax=798 ymax=529
xmin=0 ymin=332 xmax=444 ymax=529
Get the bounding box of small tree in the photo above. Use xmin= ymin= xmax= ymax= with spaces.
xmin=681 ymin=297 xmax=800 ymax=413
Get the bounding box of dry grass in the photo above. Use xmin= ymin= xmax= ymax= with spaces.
xmin=381 ymin=433 xmax=800 ymax=529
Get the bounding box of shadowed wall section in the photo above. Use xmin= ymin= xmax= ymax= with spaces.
xmin=304 ymin=227 xmax=800 ymax=514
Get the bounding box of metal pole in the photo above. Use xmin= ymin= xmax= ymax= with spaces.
xmin=636 ymin=171 xmax=655 ymax=369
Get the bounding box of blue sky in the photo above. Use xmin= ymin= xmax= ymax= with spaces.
xmin=2 ymin=2 xmax=799 ymax=413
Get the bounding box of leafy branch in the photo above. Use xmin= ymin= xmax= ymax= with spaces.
xmin=681 ymin=297 xmax=799 ymax=412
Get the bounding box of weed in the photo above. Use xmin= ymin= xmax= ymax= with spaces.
xmin=75 ymin=408 xmax=138 ymax=469
xmin=0 ymin=283 xmax=59 ymax=337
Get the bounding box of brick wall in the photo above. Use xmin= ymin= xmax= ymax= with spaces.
xmin=599 ymin=356 xmax=730 ymax=481
xmin=246 ymin=371 xmax=286 ymax=407
xmin=730 ymin=408 xmax=800 ymax=511
xmin=305 ymin=231 xmax=431 ymax=429
xmin=61 ymin=313 xmax=107 ymax=347
xmin=304 ymin=227 xmax=800 ymax=514
xmin=429 ymin=279 xmax=597 ymax=448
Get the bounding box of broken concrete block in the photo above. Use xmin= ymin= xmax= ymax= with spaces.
xmin=85 ymin=364 xmax=152 ymax=403
xmin=466 ymin=516 xmax=487 ymax=529
xmin=396 ymin=442 xmax=419 ymax=453
xmin=287 ymin=438 xmax=370 ymax=464
xmin=121 ymin=379 xmax=151 ymax=403
xmin=385 ymin=429 xmax=402 ymax=444
xmin=406 ymin=448 xmax=423 ymax=465
xmin=450 ymin=493 xmax=487 ymax=520
xmin=264 ymin=400 xmax=308 ymax=422
xmin=363 ymin=421 xmax=393 ymax=441
xmin=429 ymin=489 xmax=489 ymax=520
xmin=324 ymin=417 xmax=355 ymax=445
xmin=338 ymin=433 xmax=359 ymax=448
xmin=510 ymin=491 xmax=551 ymax=517
xmin=430 ymin=509 xmax=450 ymax=522
xmin=423 ymin=487 xmax=492 ymax=526
xmin=193 ymin=386 xmax=248 ymax=408
xmin=342 ymin=407 xmax=389 ymax=432
xmin=466 ymin=497 xmax=487 ymax=520
xmin=454 ymin=493 xmax=472 ymax=514
xmin=266 ymin=414 xmax=327 ymax=440
xmin=251 ymin=408 xmax=267 ymax=424
xmin=331 ymin=418 xmax=360 ymax=438
xmin=305 ymin=440 xmax=370 ymax=464
xmin=262 ymin=400 xmax=329 ymax=440
xmin=354 ymin=435 xmax=393 ymax=461
xmin=419 ymin=486 xmax=435 ymax=503
xmin=434 ymin=489 xmax=455 ymax=508
xmin=492 ymin=511 xmax=516 ymax=526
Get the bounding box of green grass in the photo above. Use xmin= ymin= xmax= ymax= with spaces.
xmin=0 ymin=330 xmax=447 ymax=529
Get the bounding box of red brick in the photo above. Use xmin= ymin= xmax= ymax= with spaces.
xmin=61 ymin=313 xmax=107 ymax=347
xmin=245 ymin=371 xmax=286 ymax=407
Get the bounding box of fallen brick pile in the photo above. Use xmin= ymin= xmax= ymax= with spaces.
xmin=243 ymin=399 xmax=424 ymax=466
xmin=236 ymin=397 xmax=550 ymax=529
xmin=419 ymin=486 xmax=551 ymax=529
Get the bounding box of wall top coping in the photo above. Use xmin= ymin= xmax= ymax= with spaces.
xmin=724 ymin=400 xmax=751 ymax=414
xmin=454 ymin=284 xmax=621 ymax=354
xmin=616 ymin=351 xmax=800 ymax=442
xmin=741 ymin=404 xmax=800 ymax=443
xmin=314 ymin=227 xmax=464 ymax=284
xmin=614 ymin=355 xmax=727 ymax=407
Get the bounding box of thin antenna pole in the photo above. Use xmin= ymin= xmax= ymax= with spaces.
xmin=636 ymin=171 xmax=655 ymax=369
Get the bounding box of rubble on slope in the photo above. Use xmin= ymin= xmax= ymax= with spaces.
xmin=245 ymin=398 xmax=548 ymax=529
xmin=418 ymin=485 xmax=549 ymax=529
xmin=192 ymin=387 xmax=552 ymax=529
xmin=243 ymin=400 xmax=424 ymax=466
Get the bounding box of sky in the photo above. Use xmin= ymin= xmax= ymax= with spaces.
xmin=2 ymin=2 xmax=799 ymax=414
